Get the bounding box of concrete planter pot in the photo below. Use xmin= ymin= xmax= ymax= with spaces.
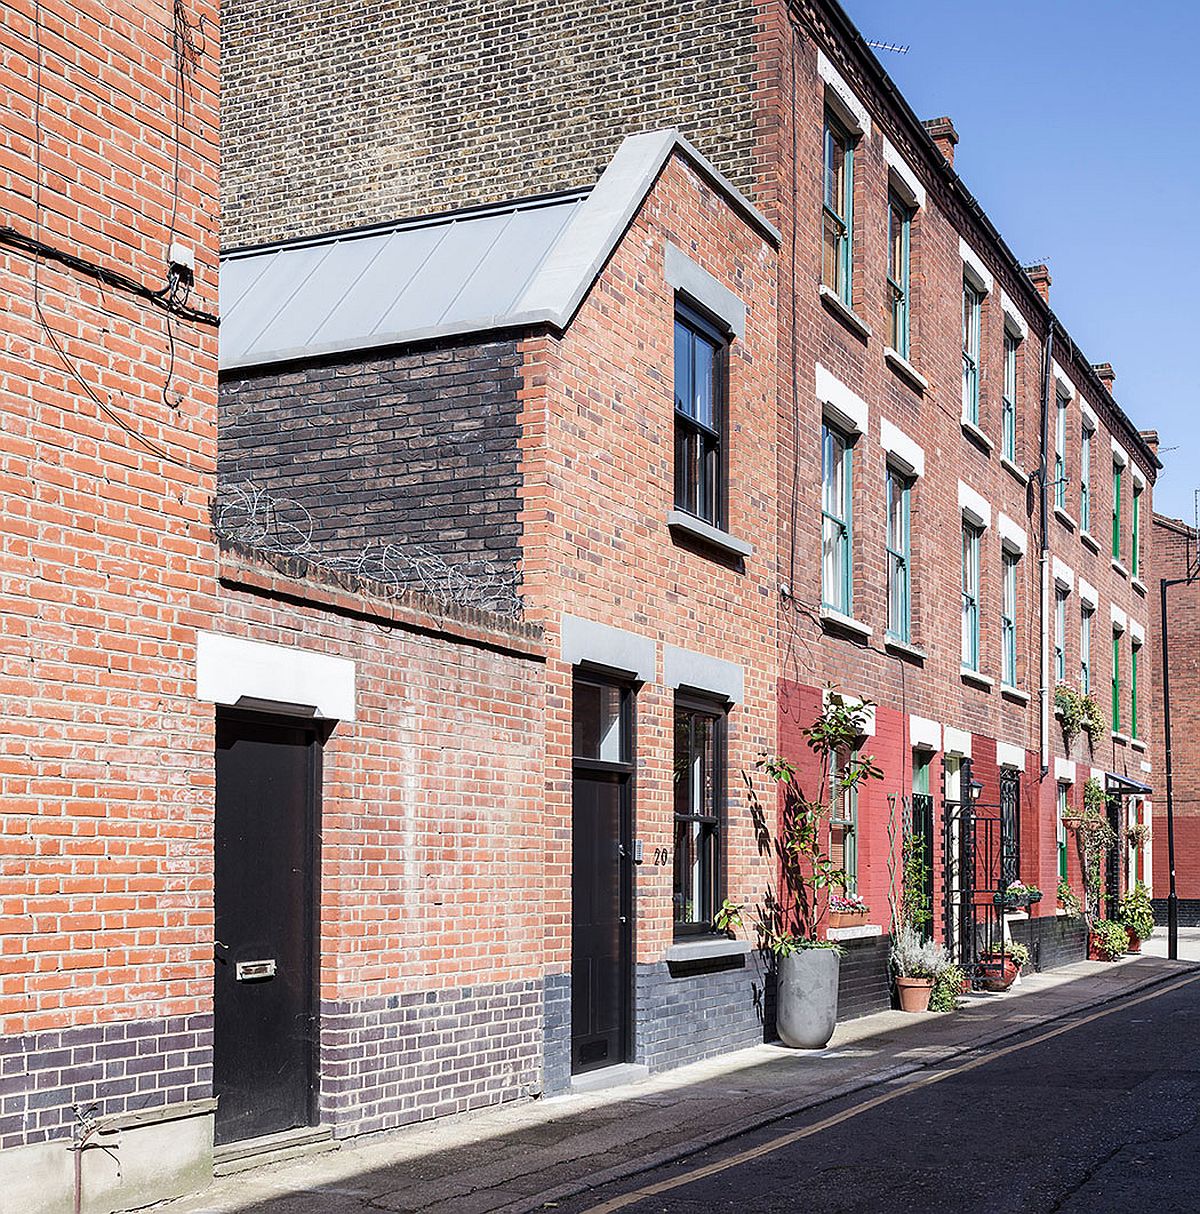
xmin=776 ymin=947 xmax=840 ymax=1049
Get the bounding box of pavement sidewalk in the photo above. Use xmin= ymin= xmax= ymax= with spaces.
xmin=162 ymin=951 xmax=1198 ymax=1214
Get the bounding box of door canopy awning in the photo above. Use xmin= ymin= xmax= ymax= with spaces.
xmin=1105 ymin=771 xmax=1153 ymax=797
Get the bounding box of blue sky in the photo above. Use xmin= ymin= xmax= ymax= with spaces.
xmin=842 ymin=0 xmax=1198 ymax=525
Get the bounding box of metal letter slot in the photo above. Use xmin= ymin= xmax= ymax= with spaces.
xmin=235 ymin=959 xmax=277 ymax=982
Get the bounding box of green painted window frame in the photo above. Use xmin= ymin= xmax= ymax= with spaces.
xmin=1001 ymin=331 xmax=1018 ymax=462
xmin=1131 ymin=643 xmax=1140 ymax=739
xmin=885 ymin=464 xmax=911 ymax=642
xmin=822 ymin=111 xmax=854 ymax=306
xmin=1080 ymin=424 xmax=1092 ymax=533
xmin=887 ymin=191 xmax=912 ymax=358
xmin=1054 ymin=391 xmax=1068 ymax=510
xmin=822 ymin=422 xmax=853 ymax=615
xmin=1112 ymin=463 xmax=1123 ymax=560
xmin=1132 ymin=485 xmax=1142 ymax=577
xmin=1112 ymin=630 xmax=1121 ymax=731
xmin=1001 ymin=548 xmax=1018 ymax=687
xmin=961 ymin=520 xmax=981 ymax=671
xmin=961 ymin=278 xmax=983 ymax=425
xmin=1080 ymin=604 xmax=1092 ymax=695
xmin=913 ymin=750 xmax=930 ymax=796
xmin=1057 ymin=783 xmax=1069 ymax=881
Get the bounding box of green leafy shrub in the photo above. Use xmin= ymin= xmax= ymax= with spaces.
xmin=1119 ymin=883 xmax=1155 ymax=942
xmin=929 ymin=963 xmax=966 ymax=1012
xmin=1091 ymin=918 xmax=1129 ymax=960
xmin=1057 ymin=879 xmax=1081 ymax=916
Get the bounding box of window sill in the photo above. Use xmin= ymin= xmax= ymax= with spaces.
xmin=664 ymin=938 xmax=750 ymax=965
xmin=1080 ymin=531 xmax=1100 ymax=554
xmin=820 ymin=608 xmax=873 ymax=641
xmin=885 ymin=636 xmax=926 ymax=663
xmin=961 ymin=418 xmax=993 ymax=454
xmin=827 ymin=923 xmax=883 ymax=942
xmin=1054 ymin=506 xmax=1077 ymax=531
xmin=1001 ymin=684 xmax=1031 ymax=705
xmin=1131 ymin=738 xmax=1146 ymax=752
xmin=1112 ymin=559 xmax=1130 ymax=580
xmin=1112 ymin=731 xmax=1131 ymax=744
xmin=961 ymin=667 xmax=994 ymax=690
xmin=1001 ymin=456 xmax=1028 ymax=486
xmin=1003 ymin=910 xmax=1030 ymax=923
xmin=666 ymin=510 xmax=753 ymax=560
xmin=1132 ymin=576 xmax=1147 ymax=596
xmin=819 ymin=285 xmax=872 ymax=342
xmin=883 ymin=347 xmax=927 ymax=393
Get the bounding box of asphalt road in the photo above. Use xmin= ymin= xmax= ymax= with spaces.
xmin=560 ymin=973 xmax=1200 ymax=1214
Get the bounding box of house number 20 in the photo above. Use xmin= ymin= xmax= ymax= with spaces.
xmin=651 ymin=847 xmax=670 ymax=866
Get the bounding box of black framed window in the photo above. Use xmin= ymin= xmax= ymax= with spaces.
xmin=672 ymin=696 xmax=726 ymax=936
xmin=674 ymin=302 xmax=727 ymax=528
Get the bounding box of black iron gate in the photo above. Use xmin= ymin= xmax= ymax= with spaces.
xmin=941 ymin=760 xmax=1008 ymax=986
xmin=911 ymin=793 xmax=935 ymax=941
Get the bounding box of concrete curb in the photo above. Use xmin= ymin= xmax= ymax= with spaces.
xmin=498 ymin=964 xmax=1197 ymax=1214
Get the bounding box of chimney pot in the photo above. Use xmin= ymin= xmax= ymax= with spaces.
xmin=1024 ymin=263 xmax=1051 ymax=303
xmin=922 ymin=116 xmax=959 ymax=167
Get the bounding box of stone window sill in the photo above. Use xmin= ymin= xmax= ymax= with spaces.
xmin=961 ymin=667 xmax=994 ymax=690
xmin=885 ymin=636 xmax=927 ymax=663
xmin=1054 ymin=506 xmax=1077 ymax=531
xmin=883 ymin=347 xmax=928 ymax=393
xmin=664 ymin=938 xmax=750 ymax=964
xmin=1131 ymin=738 xmax=1146 ymax=752
xmin=820 ymin=608 xmax=873 ymax=641
xmin=1132 ymin=576 xmax=1147 ymax=596
xmin=827 ymin=923 xmax=883 ymax=942
xmin=1112 ymin=559 xmax=1130 ymax=579
xmin=961 ymin=418 xmax=993 ymax=454
xmin=1080 ymin=531 xmax=1100 ymax=554
xmin=1112 ymin=731 xmax=1132 ymax=744
xmin=819 ymin=285 xmax=872 ymax=341
xmin=1001 ymin=456 xmax=1028 ymax=486
xmin=1003 ymin=910 xmax=1030 ymax=922
xmin=1001 ymin=684 xmax=1031 ymax=704
xmin=666 ymin=510 xmax=753 ymax=560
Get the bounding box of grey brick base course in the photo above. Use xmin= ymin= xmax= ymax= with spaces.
xmin=318 ymin=978 xmax=542 ymax=1138
xmin=541 ymin=971 xmax=572 ymax=1096
xmin=1152 ymin=898 xmax=1200 ymax=927
xmin=836 ymin=935 xmax=893 ymax=1020
xmin=0 ymin=1013 xmax=212 ymax=1150
xmin=1009 ymin=915 xmax=1088 ymax=970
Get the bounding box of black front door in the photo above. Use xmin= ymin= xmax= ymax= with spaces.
xmin=571 ymin=676 xmax=633 ymax=1074
xmin=214 ymin=712 xmax=318 ymax=1145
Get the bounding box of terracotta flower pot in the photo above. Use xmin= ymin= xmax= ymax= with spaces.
xmin=981 ymin=958 xmax=1019 ymax=992
xmin=896 ymin=975 xmax=934 ymax=1013
xmin=828 ymin=909 xmax=869 ymax=929
xmin=1125 ymin=927 xmax=1142 ymax=954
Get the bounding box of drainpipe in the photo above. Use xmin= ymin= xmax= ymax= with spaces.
xmin=1038 ymin=320 xmax=1055 ymax=780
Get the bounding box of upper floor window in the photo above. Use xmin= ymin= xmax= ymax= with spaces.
xmin=673 ymin=303 xmax=726 ymax=528
xmin=887 ymin=192 xmax=912 ymax=357
xmin=961 ymin=279 xmax=983 ymax=425
xmin=1001 ymin=548 xmax=1018 ymax=687
xmin=1112 ymin=462 xmax=1123 ymax=561
xmin=1080 ymin=424 xmax=1092 ymax=533
xmin=823 ymin=112 xmax=854 ymax=305
xmin=886 ymin=464 xmax=911 ymax=642
xmin=1112 ymin=629 xmax=1122 ymax=731
xmin=822 ymin=422 xmax=853 ymax=614
xmin=1080 ymin=603 xmax=1093 ymax=695
xmin=1131 ymin=642 xmax=1141 ymax=740
xmin=1132 ymin=484 xmax=1142 ymax=577
xmin=1054 ymin=391 xmax=1068 ymax=510
xmin=961 ymin=520 xmax=981 ymax=671
xmin=1001 ymin=332 xmax=1018 ymax=462
xmin=1054 ymin=586 xmax=1067 ymax=682
xmin=673 ymin=697 xmax=726 ymax=936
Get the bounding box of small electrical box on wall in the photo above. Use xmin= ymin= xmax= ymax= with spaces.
xmin=634 ymin=840 xmax=644 ymax=864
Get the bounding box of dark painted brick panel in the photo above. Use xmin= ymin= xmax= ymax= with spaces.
xmin=218 ymin=340 xmax=524 ymax=598
xmin=836 ymin=935 xmax=893 ymax=1020
xmin=0 ymin=1015 xmax=212 ymax=1150
xmin=1009 ymin=916 xmax=1087 ymax=971
xmin=1152 ymin=899 xmax=1200 ymax=927
xmin=541 ymin=971 xmax=572 ymax=1097
xmin=318 ymin=979 xmax=542 ymax=1138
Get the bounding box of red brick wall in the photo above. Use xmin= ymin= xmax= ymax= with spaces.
xmin=1 ymin=0 xmax=219 ymax=1037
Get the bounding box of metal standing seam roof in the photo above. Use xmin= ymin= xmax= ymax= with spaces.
xmin=218 ymin=129 xmax=782 ymax=373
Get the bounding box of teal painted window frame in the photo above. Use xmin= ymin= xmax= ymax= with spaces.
xmin=961 ymin=279 xmax=983 ymax=425
xmin=1054 ymin=391 xmax=1068 ymax=510
xmin=1080 ymin=604 xmax=1092 ymax=695
xmin=1112 ymin=464 xmax=1123 ymax=560
xmin=885 ymin=464 xmax=911 ymax=642
xmin=961 ymin=520 xmax=981 ymax=671
xmin=1080 ymin=424 xmax=1092 ymax=533
xmin=822 ymin=112 xmax=854 ymax=307
xmin=887 ymin=191 xmax=912 ymax=358
xmin=1054 ymin=587 xmax=1067 ymax=683
xmin=821 ymin=422 xmax=853 ymax=615
xmin=1001 ymin=332 xmax=1018 ymax=462
xmin=831 ymin=745 xmax=859 ymax=894
xmin=1001 ymin=549 xmax=1018 ymax=687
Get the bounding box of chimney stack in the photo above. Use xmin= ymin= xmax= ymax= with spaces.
xmin=922 ymin=116 xmax=959 ymax=167
xmin=1140 ymin=429 xmax=1159 ymax=457
xmin=1024 ymin=263 xmax=1051 ymax=303
xmin=1093 ymin=363 xmax=1116 ymax=395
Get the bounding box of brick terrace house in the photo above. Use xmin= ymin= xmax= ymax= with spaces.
xmin=1149 ymin=509 xmax=1200 ymax=922
xmin=222 ymin=0 xmax=1159 ymax=1054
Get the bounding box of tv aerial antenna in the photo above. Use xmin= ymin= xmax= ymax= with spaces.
xmin=866 ymin=39 xmax=909 ymax=55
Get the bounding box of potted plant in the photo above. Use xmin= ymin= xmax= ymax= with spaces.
xmin=1127 ymin=822 xmax=1151 ymax=851
xmin=995 ymin=880 xmax=1042 ymax=910
xmin=736 ymin=694 xmax=882 ymax=1049
xmin=1088 ymin=918 xmax=1128 ymax=961
xmin=928 ymin=962 xmax=967 ymax=1012
xmin=1057 ymin=878 xmax=1082 ymax=916
xmin=978 ymin=940 xmax=1030 ymax=991
xmin=828 ymin=891 xmax=870 ymax=929
xmin=1119 ymin=882 xmax=1155 ymax=953
xmin=891 ymin=926 xmax=951 ymax=1012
